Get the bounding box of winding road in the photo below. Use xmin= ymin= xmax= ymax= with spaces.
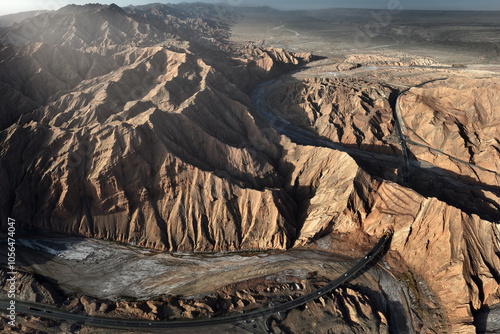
xmin=254 ymin=63 xmax=500 ymax=190
xmin=8 ymin=63 xmax=490 ymax=332
xmin=1 ymin=234 xmax=391 ymax=331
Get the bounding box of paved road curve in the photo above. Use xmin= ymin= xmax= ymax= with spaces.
xmin=0 ymin=234 xmax=391 ymax=331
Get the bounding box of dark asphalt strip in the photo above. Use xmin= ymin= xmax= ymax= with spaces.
xmin=0 ymin=234 xmax=390 ymax=330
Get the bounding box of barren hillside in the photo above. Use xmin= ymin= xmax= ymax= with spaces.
xmin=1 ymin=4 xmax=500 ymax=334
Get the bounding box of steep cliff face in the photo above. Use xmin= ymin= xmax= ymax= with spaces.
xmin=279 ymin=144 xmax=362 ymax=243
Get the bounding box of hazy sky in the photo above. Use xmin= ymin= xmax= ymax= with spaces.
xmin=2 ymin=0 xmax=500 ymax=16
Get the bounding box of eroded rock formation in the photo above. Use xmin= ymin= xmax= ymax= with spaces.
xmin=0 ymin=4 xmax=312 ymax=251
xmin=264 ymin=65 xmax=500 ymax=332
xmin=1 ymin=3 xmax=499 ymax=333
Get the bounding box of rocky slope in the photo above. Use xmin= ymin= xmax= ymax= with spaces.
xmin=266 ymin=77 xmax=398 ymax=154
xmin=399 ymin=77 xmax=500 ymax=187
xmin=275 ymin=137 xmax=500 ymax=332
xmin=341 ymin=174 xmax=500 ymax=333
xmin=0 ymin=4 xmax=315 ymax=251
xmin=2 ymin=3 xmax=233 ymax=50
xmin=261 ymin=61 xmax=500 ymax=332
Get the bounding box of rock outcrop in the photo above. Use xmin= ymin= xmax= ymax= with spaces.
xmin=267 ymin=77 xmax=397 ymax=153
xmin=399 ymin=77 xmax=500 ymax=187
xmin=0 ymin=268 xmax=63 ymax=305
